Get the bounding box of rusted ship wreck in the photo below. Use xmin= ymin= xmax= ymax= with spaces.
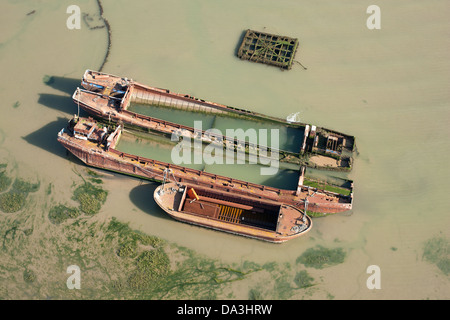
xmin=57 ymin=116 xmax=352 ymax=219
xmin=154 ymin=182 xmax=311 ymax=243
xmin=74 ymin=69 xmax=355 ymax=172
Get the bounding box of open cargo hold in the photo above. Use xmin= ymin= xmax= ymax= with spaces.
xmin=154 ymin=182 xmax=312 ymax=243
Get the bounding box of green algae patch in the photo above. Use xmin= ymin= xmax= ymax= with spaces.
xmin=248 ymin=288 xmax=263 ymax=300
xmin=128 ymin=249 xmax=170 ymax=290
xmin=42 ymin=75 xmax=54 ymax=85
xmin=47 ymin=174 xmax=107 ymax=224
xmin=86 ymin=169 xmax=103 ymax=184
xmin=294 ymin=270 xmax=314 ymax=289
xmin=23 ymin=269 xmax=37 ymax=283
xmin=296 ymin=245 xmax=346 ymax=269
xmin=48 ymin=204 xmax=81 ymax=225
xmin=423 ymin=236 xmax=450 ymax=275
xmin=12 ymin=178 xmax=40 ymax=194
xmin=303 ymin=179 xmax=352 ymax=196
xmin=89 ymin=177 xmax=103 ymax=184
xmin=107 ymin=218 xmax=262 ymax=299
xmin=0 ymin=177 xmax=40 ymax=213
xmin=108 ymin=218 xmax=170 ymax=290
xmin=0 ymin=171 xmax=12 ymax=192
xmin=0 ymin=192 xmax=27 ymax=213
xmin=247 ymin=262 xmax=318 ymax=300
xmin=108 ymin=217 xmax=164 ymax=250
xmin=305 ymin=210 xmax=328 ymax=218
xmin=73 ymin=182 xmax=108 ymax=215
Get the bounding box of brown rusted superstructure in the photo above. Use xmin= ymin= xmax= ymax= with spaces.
xmin=57 ymin=117 xmax=353 ymax=217
xmin=154 ymin=182 xmax=312 ymax=243
xmin=74 ymin=70 xmax=355 ymax=171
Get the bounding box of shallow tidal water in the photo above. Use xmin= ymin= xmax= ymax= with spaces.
xmin=0 ymin=0 xmax=449 ymax=299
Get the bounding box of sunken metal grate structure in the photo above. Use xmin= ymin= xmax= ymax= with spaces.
xmin=237 ymin=29 xmax=299 ymax=70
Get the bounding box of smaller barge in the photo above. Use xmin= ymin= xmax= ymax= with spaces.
xmin=57 ymin=116 xmax=353 ymax=215
xmin=154 ymin=182 xmax=311 ymax=243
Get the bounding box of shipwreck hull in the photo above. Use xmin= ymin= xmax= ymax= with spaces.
xmin=77 ymin=69 xmax=356 ymax=171
xmin=153 ymin=182 xmax=312 ymax=243
xmin=58 ymin=131 xmax=352 ymax=215
xmin=72 ymin=88 xmax=295 ymax=166
xmin=157 ymin=212 xmax=306 ymax=243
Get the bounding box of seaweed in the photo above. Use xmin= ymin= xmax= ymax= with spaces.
xmin=127 ymin=249 xmax=170 ymax=290
xmin=303 ymin=179 xmax=351 ymax=196
xmin=294 ymin=270 xmax=314 ymax=289
xmin=12 ymin=178 xmax=40 ymax=194
xmin=0 ymin=192 xmax=26 ymax=213
xmin=0 ymin=171 xmax=12 ymax=192
xmin=42 ymin=75 xmax=54 ymax=85
xmin=23 ymin=269 xmax=36 ymax=283
xmin=89 ymin=177 xmax=103 ymax=184
xmin=85 ymin=168 xmax=104 ymax=185
xmin=46 ymin=183 xmax=52 ymax=195
xmin=423 ymin=237 xmax=450 ymax=275
xmin=86 ymin=169 xmax=101 ymax=177
xmin=48 ymin=204 xmax=80 ymax=225
xmin=108 ymin=218 xmax=164 ymax=251
xmin=0 ymin=176 xmax=40 ymax=213
xmin=107 ymin=219 xmax=170 ymax=291
xmin=273 ymin=273 xmax=295 ymax=300
xmin=296 ymin=245 xmax=346 ymax=269
xmin=72 ymin=182 xmax=108 ymax=215
xmin=116 ymin=241 xmax=138 ymax=258
xmin=0 ymin=178 xmax=40 ymax=213
xmin=109 ymin=221 xmax=258 ymax=299
xmin=248 ymin=288 xmax=264 ymax=300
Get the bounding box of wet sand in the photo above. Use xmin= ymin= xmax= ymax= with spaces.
xmin=1 ymin=0 xmax=449 ymax=299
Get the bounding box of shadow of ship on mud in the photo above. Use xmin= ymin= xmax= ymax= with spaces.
xmin=129 ymin=182 xmax=171 ymax=220
xmin=26 ymin=74 xmax=91 ymax=160
xmin=44 ymin=76 xmax=80 ymax=96
xmin=22 ymin=117 xmax=71 ymax=160
xmin=25 ymin=91 xmax=89 ymax=161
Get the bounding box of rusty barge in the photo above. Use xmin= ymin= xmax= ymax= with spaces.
xmin=74 ymin=70 xmax=355 ymax=172
xmin=57 ymin=116 xmax=353 ymax=219
xmin=154 ymin=182 xmax=311 ymax=243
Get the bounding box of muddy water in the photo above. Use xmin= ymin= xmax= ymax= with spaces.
xmin=1 ymin=0 xmax=449 ymax=299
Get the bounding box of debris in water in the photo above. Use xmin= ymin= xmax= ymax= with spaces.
xmin=237 ymin=29 xmax=299 ymax=70
xmin=286 ymin=112 xmax=301 ymax=123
